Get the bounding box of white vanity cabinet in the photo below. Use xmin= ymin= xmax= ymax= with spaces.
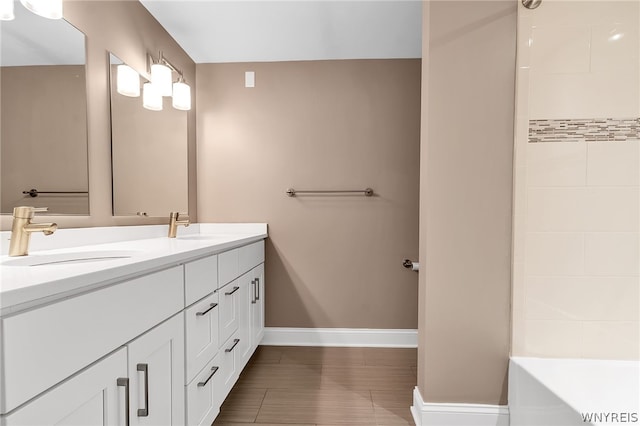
xmin=2 ymin=314 xmax=185 ymax=426
xmin=0 ymin=268 xmax=185 ymax=426
xmin=0 ymin=231 xmax=266 ymax=426
xmin=0 ymin=266 xmax=184 ymax=415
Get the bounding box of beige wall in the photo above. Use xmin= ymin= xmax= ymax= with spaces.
xmin=512 ymin=1 xmax=640 ymax=360
xmin=417 ymin=1 xmax=516 ymax=405
xmin=1 ymin=65 xmax=88 ymax=214
xmin=197 ymin=60 xmax=420 ymax=328
xmin=0 ymin=0 xmax=196 ymax=230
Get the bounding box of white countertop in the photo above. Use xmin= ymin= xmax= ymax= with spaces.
xmin=0 ymin=223 xmax=267 ymax=315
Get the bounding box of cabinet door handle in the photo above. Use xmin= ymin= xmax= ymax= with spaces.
xmin=136 ymin=363 xmax=149 ymax=417
xmin=225 ymin=338 xmax=240 ymax=352
xmin=197 ymin=366 xmax=219 ymax=387
xmin=225 ymin=286 xmax=240 ymax=296
xmin=117 ymin=377 xmax=130 ymax=426
xmin=256 ymin=277 xmax=260 ymax=301
xmin=196 ymin=303 xmax=218 ymax=316
xmin=251 ymin=279 xmax=256 ymax=304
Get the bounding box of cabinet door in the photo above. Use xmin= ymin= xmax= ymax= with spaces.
xmin=127 ymin=314 xmax=185 ymax=426
xmin=251 ymin=264 xmax=265 ymax=350
xmin=218 ymin=280 xmax=240 ymax=346
xmin=1 ymin=348 xmax=127 ymax=426
xmin=236 ymin=273 xmax=253 ymax=370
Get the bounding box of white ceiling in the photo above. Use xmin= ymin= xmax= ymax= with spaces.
xmin=140 ymin=0 xmax=422 ymax=64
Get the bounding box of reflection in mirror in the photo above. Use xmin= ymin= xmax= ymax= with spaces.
xmin=109 ymin=53 xmax=188 ymax=217
xmin=0 ymin=2 xmax=89 ymax=215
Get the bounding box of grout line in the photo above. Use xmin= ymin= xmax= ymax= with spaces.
xmin=254 ymin=387 xmax=269 ymax=423
xmin=370 ymin=389 xmax=379 ymax=425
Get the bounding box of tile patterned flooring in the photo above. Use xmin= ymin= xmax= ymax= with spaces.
xmin=213 ymin=346 xmax=417 ymax=426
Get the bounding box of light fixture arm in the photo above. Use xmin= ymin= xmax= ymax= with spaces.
xmin=148 ymin=51 xmax=185 ymax=82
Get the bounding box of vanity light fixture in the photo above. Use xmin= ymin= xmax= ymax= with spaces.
xmin=116 ymin=64 xmax=140 ymax=97
xmin=19 ymin=0 xmax=62 ymax=19
xmin=151 ymin=62 xmax=172 ymax=97
xmin=143 ymin=82 xmax=162 ymax=111
xmin=172 ymin=77 xmax=191 ymax=111
xmin=0 ymin=0 xmax=14 ymax=20
xmin=147 ymin=51 xmax=192 ymax=111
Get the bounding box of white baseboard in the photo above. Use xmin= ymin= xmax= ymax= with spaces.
xmin=261 ymin=327 xmax=418 ymax=347
xmin=411 ymin=387 xmax=509 ymax=426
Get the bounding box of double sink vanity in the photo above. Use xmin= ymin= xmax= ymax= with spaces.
xmin=0 ymin=221 xmax=268 ymax=426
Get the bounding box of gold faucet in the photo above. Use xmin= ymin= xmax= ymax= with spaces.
xmin=9 ymin=206 xmax=58 ymax=257
xmin=168 ymin=212 xmax=189 ymax=238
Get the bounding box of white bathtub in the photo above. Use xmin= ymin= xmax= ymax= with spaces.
xmin=509 ymin=357 xmax=639 ymax=426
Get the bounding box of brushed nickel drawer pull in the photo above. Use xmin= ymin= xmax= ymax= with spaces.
xmin=117 ymin=377 xmax=130 ymax=426
xmin=256 ymin=278 xmax=260 ymax=300
xmin=225 ymin=286 xmax=240 ymax=296
xmin=196 ymin=303 xmax=218 ymax=316
xmin=136 ymin=363 xmax=149 ymax=417
xmin=197 ymin=366 xmax=219 ymax=387
xmin=225 ymin=338 xmax=240 ymax=352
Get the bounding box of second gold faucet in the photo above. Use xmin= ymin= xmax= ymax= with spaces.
xmin=168 ymin=212 xmax=189 ymax=238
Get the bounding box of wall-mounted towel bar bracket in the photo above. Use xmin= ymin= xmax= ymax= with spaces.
xmin=403 ymin=259 xmax=419 ymax=271
xmin=286 ymin=188 xmax=374 ymax=197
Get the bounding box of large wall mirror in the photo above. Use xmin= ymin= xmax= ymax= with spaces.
xmin=109 ymin=53 xmax=188 ymax=217
xmin=0 ymin=2 xmax=89 ymax=215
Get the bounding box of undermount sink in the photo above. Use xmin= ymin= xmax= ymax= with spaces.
xmin=1 ymin=250 xmax=139 ymax=267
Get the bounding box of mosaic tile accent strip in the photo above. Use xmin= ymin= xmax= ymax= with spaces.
xmin=528 ymin=118 xmax=640 ymax=143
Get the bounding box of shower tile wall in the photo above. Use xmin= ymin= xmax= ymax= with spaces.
xmin=512 ymin=1 xmax=640 ymax=360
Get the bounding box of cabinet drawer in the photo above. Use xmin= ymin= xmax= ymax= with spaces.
xmin=185 ymin=255 xmax=218 ymax=307
xmin=218 ymin=241 xmax=265 ymax=288
xmin=218 ymin=281 xmax=240 ymax=347
xmin=238 ymin=241 xmax=265 ymax=275
xmin=218 ymin=248 xmax=239 ymax=287
xmin=186 ymin=351 xmax=224 ymax=426
xmin=219 ymin=331 xmax=241 ymax=400
xmin=185 ymin=292 xmax=220 ymax=383
xmin=0 ymin=267 xmax=183 ymax=414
